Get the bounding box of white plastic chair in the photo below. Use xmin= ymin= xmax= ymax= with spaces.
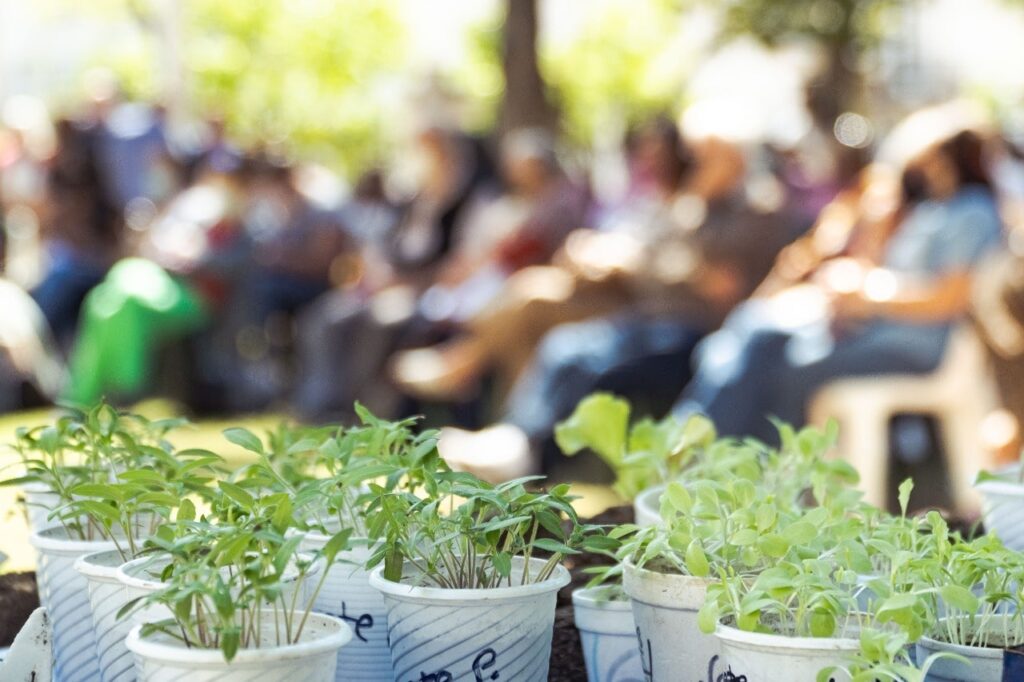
xmin=808 ymin=325 xmax=998 ymax=513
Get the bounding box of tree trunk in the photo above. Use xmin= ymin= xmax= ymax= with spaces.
xmin=499 ymin=0 xmax=557 ymax=137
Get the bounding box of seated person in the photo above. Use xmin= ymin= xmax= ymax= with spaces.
xmin=390 ymin=117 xmax=697 ymax=399
xmin=0 ymin=278 xmax=64 ymax=412
xmin=429 ymin=129 xmax=804 ymax=479
xmin=672 ymin=124 xmax=1003 ymax=443
xmin=31 ymin=120 xmax=121 ymax=345
xmin=291 ymin=127 xmax=587 ymax=421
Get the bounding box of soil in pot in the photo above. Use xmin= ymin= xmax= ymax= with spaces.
xmin=0 ymin=572 xmax=39 ymax=647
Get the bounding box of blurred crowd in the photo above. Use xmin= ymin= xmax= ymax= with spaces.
xmin=3 ymin=86 xmax=1024 ymax=481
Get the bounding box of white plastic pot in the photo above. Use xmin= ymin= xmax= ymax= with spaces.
xmin=915 ymin=616 xmax=1014 ymax=682
xmin=125 ymin=610 xmax=351 ymax=681
xmin=572 ymin=586 xmax=644 ymax=682
xmin=298 ymin=533 xmax=390 ymax=681
xmin=75 ymin=550 xmax=135 ymax=682
xmin=22 ymin=481 xmax=61 ymax=532
xmin=622 ymin=560 xmax=716 ymax=680
xmin=714 ymin=622 xmax=858 ymax=681
xmin=21 ymin=484 xmax=156 ymax=537
xmin=369 ymin=557 xmax=570 ymax=681
xmin=633 ymin=485 xmax=665 ymax=528
xmin=30 ymin=525 xmax=118 ymax=682
xmin=976 ymin=477 xmax=1024 ymax=551
xmin=118 ymin=553 xmax=320 ymax=627
xmin=117 ymin=555 xmax=173 ymax=627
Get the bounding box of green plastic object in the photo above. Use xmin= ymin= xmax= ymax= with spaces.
xmin=64 ymin=259 xmax=207 ymax=405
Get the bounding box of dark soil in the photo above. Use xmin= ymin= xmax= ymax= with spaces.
xmin=549 ymin=504 xmax=634 ymax=680
xmin=0 ymin=572 xmax=39 ymax=646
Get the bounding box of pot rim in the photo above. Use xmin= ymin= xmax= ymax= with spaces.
xmin=571 ymin=585 xmax=632 ymax=611
xmin=976 ymin=479 xmax=1024 ymax=497
xmin=125 ymin=610 xmax=351 ymax=666
xmin=29 ymin=525 xmax=118 ymax=554
xmin=635 ymin=484 xmax=667 ymax=504
xmin=74 ymin=548 xmax=129 ymax=581
xmin=621 ymin=558 xmax=714 ymax=608
xmin=368 ymin=557 xmax=570 ymax=605
xmin=918 ymin=615 xmax=1019 ymax=660
xmin=22 ymin=480 xmax=57 ymax=495
xmin=118 ymin=554 xmax=168 ymax=592
xmin=118 ymin=552 xmax=323 ymax=593
xmin=917 ymin=633 xmax=1006 ymax=660
xmin=296 ymin=531 xmax=376 ymax=554
xmin=715 ymin=621 xmax=860 ymax=651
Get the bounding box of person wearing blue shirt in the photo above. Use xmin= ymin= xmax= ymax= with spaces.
xmin=672 ymin=129 xmax=1004 ymax=442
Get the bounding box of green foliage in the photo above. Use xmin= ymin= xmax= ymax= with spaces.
xmin=365 ymin=469 xmax=610 ymax=590
xmin=182 ymin=0 xmax=404 ymax=174
xmin=541 ymin=0 xmax=689 ymax=144
xmin=555 ymin=392 xmax=717 ymax=499
xmin=127 ymin=481 xmax=350 ymax=661
xmin=1 ymin=402 xmax=220 ymax=554
xmin=715 ymin=0 xmax=896 ymax=49
xmin=65 ymin=0 xmax=405 ymax=176
xmin=229 ymin=405 xmax=445 ymax=537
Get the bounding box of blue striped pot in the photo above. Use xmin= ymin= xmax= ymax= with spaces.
xmin=572 ymin=586 xmax=643 ymax=682
xmin=369 ymin=557 xmax=570 ymax=682
xmin=30 ymin=526 xmax=118 ymax=682
xmin=75 ymin=550 xmax=136 ymax=682
xmin=299 ymin=534 xmax=391 ymax=681
xmin=125 ymin=610 xmax=351 ymax=681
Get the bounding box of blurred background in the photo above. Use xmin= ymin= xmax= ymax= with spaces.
xmin=4 ymin=0 xmax=1024 ymax=514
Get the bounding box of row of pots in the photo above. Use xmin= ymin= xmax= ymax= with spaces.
xmin=26 ymin=474 xmax=1024 ymax=682
xmin=26 ymin=524 xmax=994 ymax=682
xmin=29 ymin=521 xmax=583 ymax=681
xmin=579 ymin=562 xmax=1016 ymax=682
xmin=30 ymin=524 xmax=387 ymax=681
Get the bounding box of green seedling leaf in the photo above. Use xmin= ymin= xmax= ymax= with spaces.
xmin=222 ymin=427 xmax=264 ymax=455
xmin=554 ymin=393 xmax=629 ymax=463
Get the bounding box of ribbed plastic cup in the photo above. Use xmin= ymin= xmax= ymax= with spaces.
xmin=299 ymin=533 xmax=391 ymax=681
xmin=125 ymin=611 xmax=351 ymax=681
xmin=31 ymin=526 xmax=117 ymax=682
xmin=75 ymin=549 xmax=135 ymax=682
xmin=369 ymin=557 xmax=569 ymax=681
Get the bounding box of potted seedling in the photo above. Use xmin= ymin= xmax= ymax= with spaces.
xmin=555 ymin=393 xmax=718 ymax=526
xmin=698 ymin=496 xmax=960 ymax=682
xmin=617 ymin=420 xmax=859 ymax=680
xmin=571 ymin=582 xmax=645 ymax=682
xmin=228 ymin=406 xmax=445 ymax=682
xmin=698 ymin=475 xmax=978 ymax=682
xmin=975 ymin=451 xmax=1024 ymax=551
xmin=912 ymin=534 xmax=1024 ymax=681
xmin=365 ymin=469 xmax=606 ymax=681
xmin=122 ymin=489 xmax=353 ymax=681
xmin=705 ymin=555 xmax=951 ymax=682
xmin=620 ymin=476 xmax=797 ymax=680
xmin=71 ymin=445 xmax=220 ymax=682
xmin=8 ymin=403 xmax=210 ymax=682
